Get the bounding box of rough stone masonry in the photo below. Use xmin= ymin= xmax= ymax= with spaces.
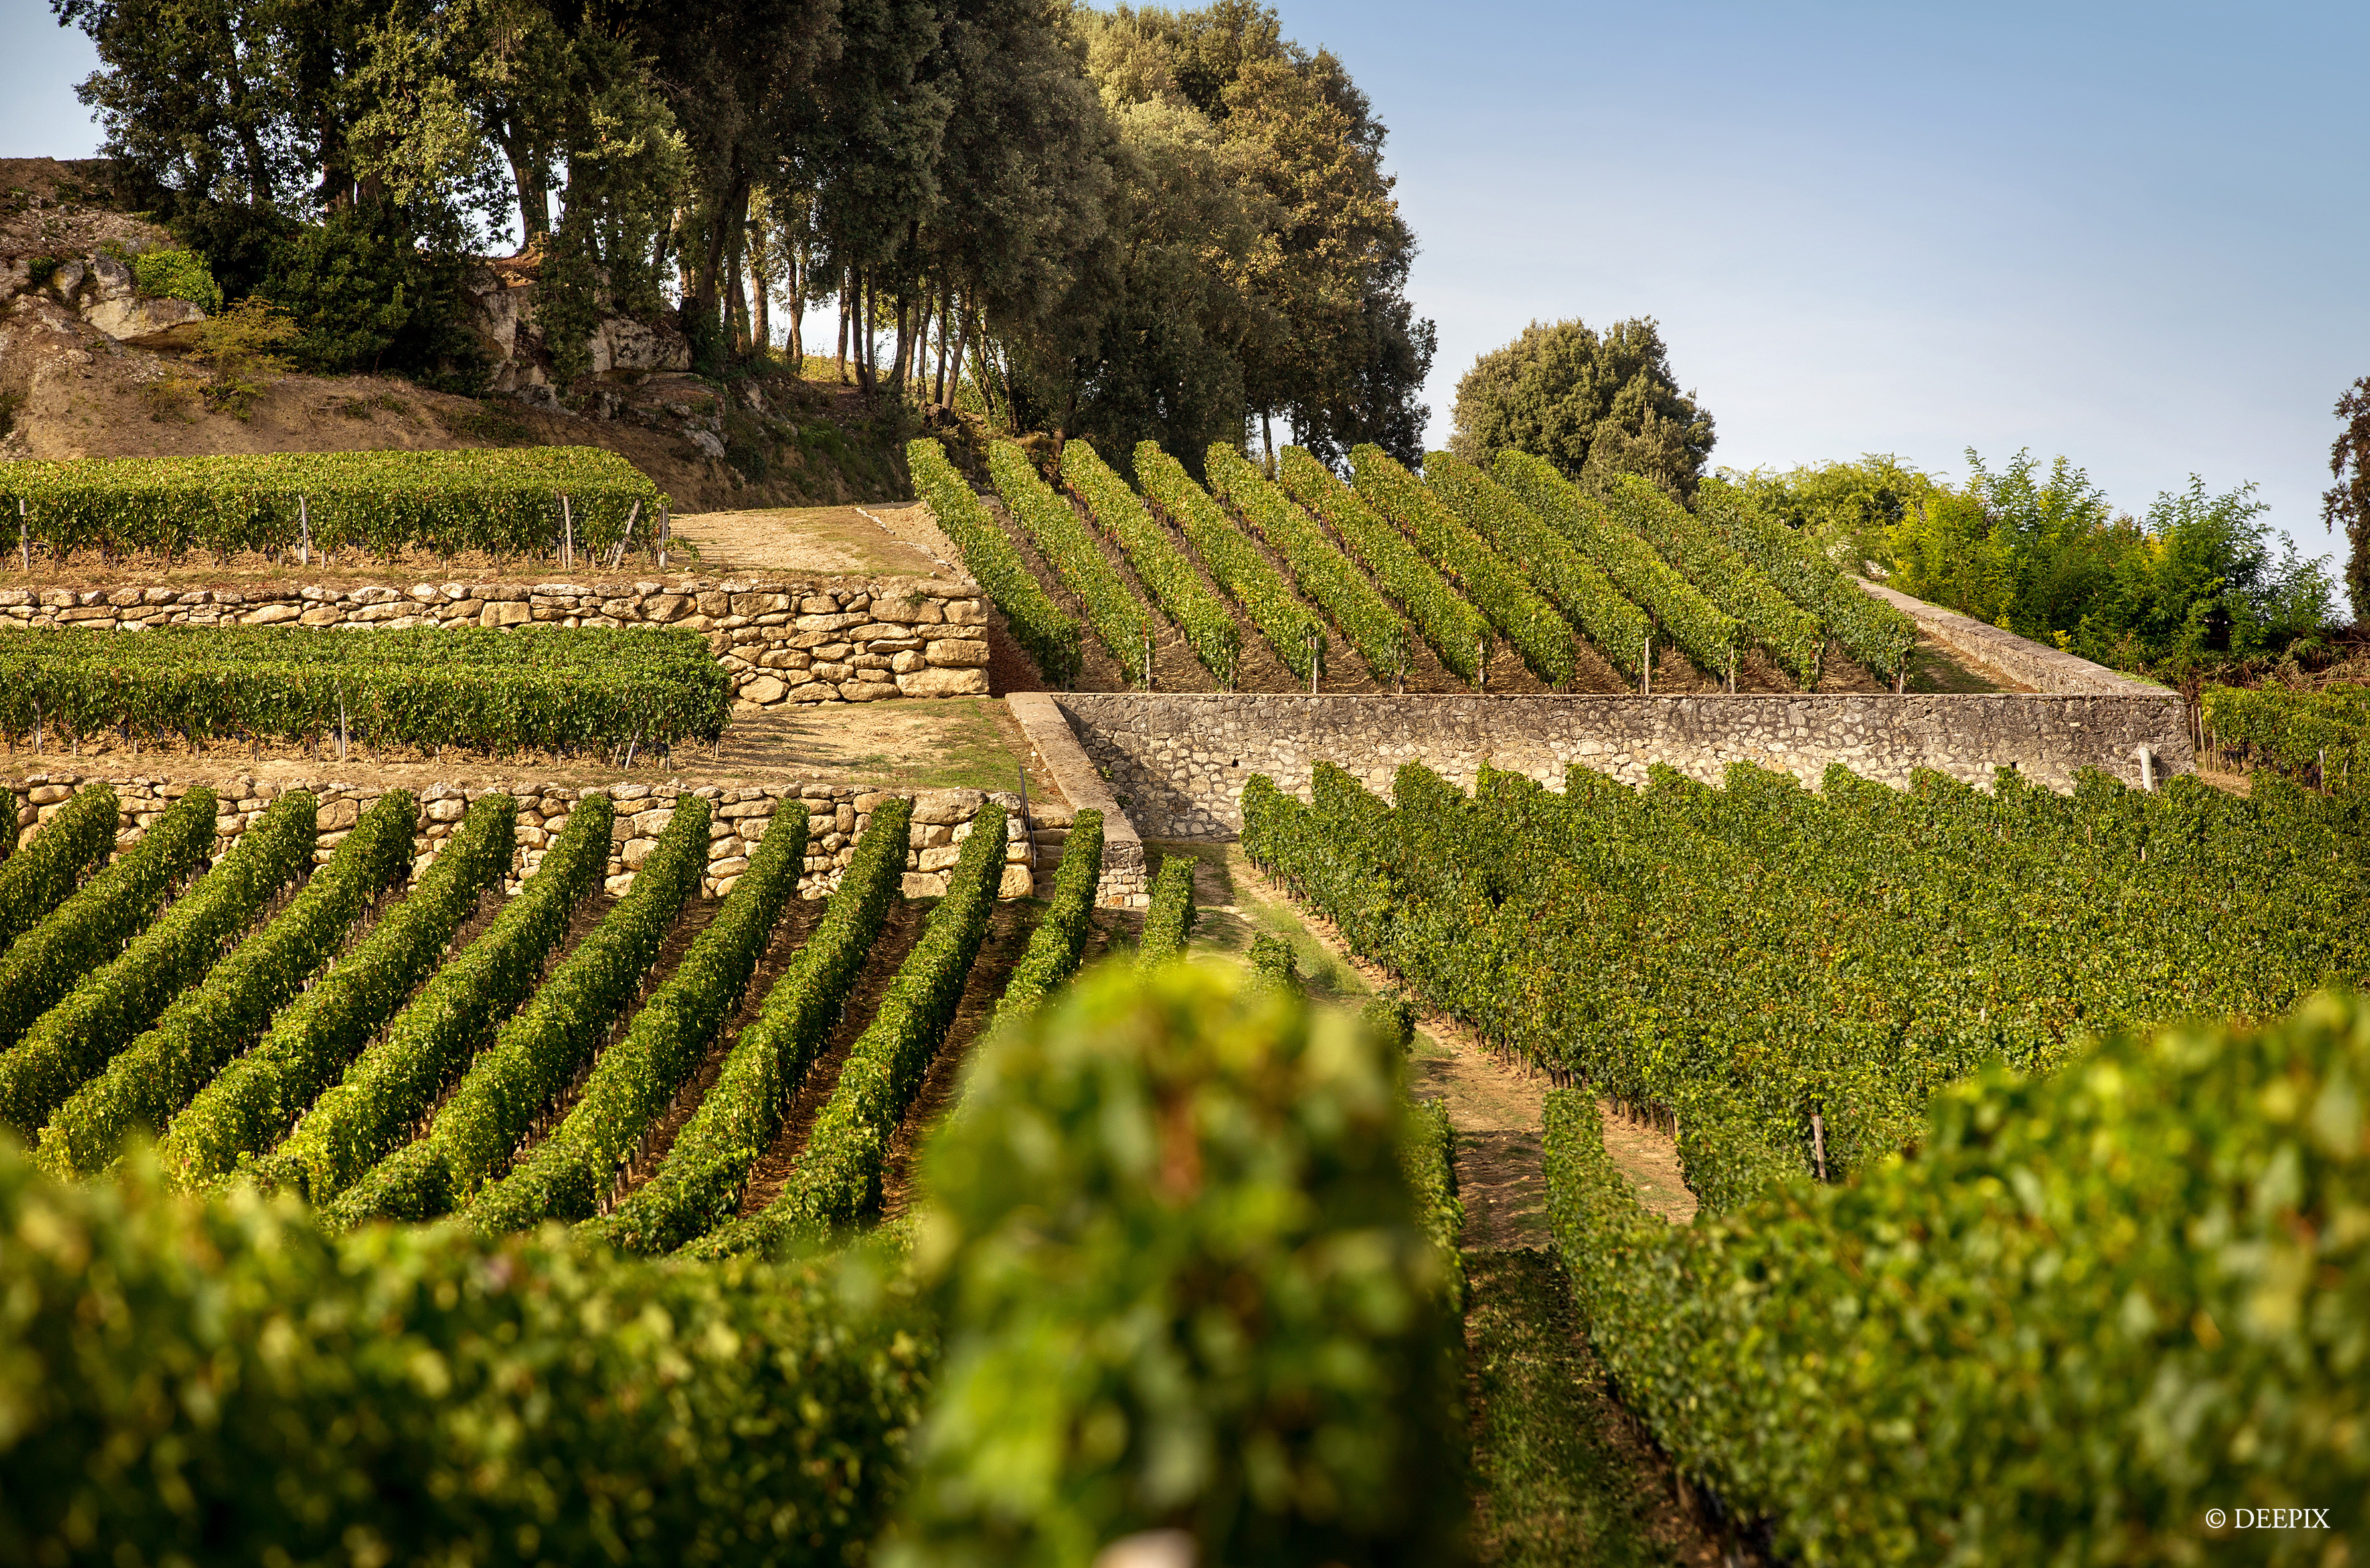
xmin=1046 ymin=691 xmax=2197 ymax=841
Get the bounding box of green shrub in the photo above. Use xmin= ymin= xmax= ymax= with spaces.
xmin=0 ymin=783 xmax=117 ymax=955
xmin=1063 ymin=441 xmax=1241 ymax=686
xmin=0 ymin=792 xmax=314 ymax=1138
xmin=1136 ymin=854 xmax=1196 ymax=969
xmin=254 ymin=795 xmax=611 ymax=1202
xmin=910 ymin=437 xmax=1083 ymax=686
xmin=587 ymin=799 xmax=912 ymax=1255
xmin=158 ymin=795 xmax=516 ymax=1190
xmin=885 ymin=961 xmax=1464 ymax=1567
xmin=1543 ymin=989 xmax=2370 ymax=1565
xmin=1400 ymin=1095 xmax=1464 ymax=1312
xmin=0 ymin=786 xmax=214 ymax=1054
xmin=35 ymin=792 xmax=414 ymax=1177
xmin=1246 ymin=931 xmax=1298 ymax=991
xmin=469 ymin=803 xmax=809 ymax=1233
xmin=1279 ymin=446 xmax=1487 ymax=684
xmin=129 ymin=247 xmax=222 ymax=312
xmin=0 ymin=1146 xmax=930 ymax=1567
xmin=689 ymin=806 xmax=1010 ymax=1257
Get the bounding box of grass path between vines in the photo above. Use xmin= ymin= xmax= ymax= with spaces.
xmin=1163 ymin=842 xmax=1742 ymax=1564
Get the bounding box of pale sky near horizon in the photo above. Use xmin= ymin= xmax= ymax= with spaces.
xmin=6 ymin=0 xmax=2360 ymax=578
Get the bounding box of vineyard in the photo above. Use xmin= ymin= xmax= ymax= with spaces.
xmin=2203 ymin=680 xmax=2370 ymax=794
xmin=0 ymin=448 xmax=671 ymax=567
xmin=0 ymin=764 xmax=1481 ymax=1565
xmin=0 ymin=624 xmax=730 ymax=760
xmin=908 ymin=435 xmax=1920 ymax=695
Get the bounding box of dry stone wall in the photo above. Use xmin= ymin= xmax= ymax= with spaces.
xmin=1047 ymin=692 xmax=2197 ymax=840
xmin=7 ymin=774 xmax=1032 ymax=902
xmin=0 ymin=575 xmax=991 ymax=706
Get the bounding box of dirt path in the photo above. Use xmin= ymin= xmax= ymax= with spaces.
xmin=671 ymin=503 xmax=956 ymax=578
xmin=1207 ymin=847 xmax=1697 ymax=1233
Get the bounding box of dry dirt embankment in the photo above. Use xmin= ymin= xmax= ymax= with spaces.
xmin=0 ymin=157 xmax=908 ymax=511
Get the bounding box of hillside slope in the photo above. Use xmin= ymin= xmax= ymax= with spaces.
xmin=0 ymin=158 xmax=908 ymax=510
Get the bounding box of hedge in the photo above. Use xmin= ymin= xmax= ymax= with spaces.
xmin=0 ymin=1146 xmax=930 ymax=1568
xmin=989 ymin=811 xmax=1104 ymax=1028
xmin=0 ymin=785 xmax=215 ymax=1054
xmin=1205 ymin=445 xmax=1412 ymax=686
xmin=1421 ymin=451 xmax=1650 ymax=680
xmin=0 ymin=446 xmax=669 ymax=565
xmin=1352 ymin=445 xmax=1576 ymax=686
xmin=254 ymin=795 xmax=612 ymax=1202
xmin=1279 ymin=446 xmax=1487 ymax=684
xmin=0 ymin=792 xmax=314 ymax=1138
xmin=688 ymin=804 xmax=1009 ymax=1257
xmin=321 ymin=795 xmax=708 ymax=1227
xmin=1136 ymin=853 xmax=1196 ymax=969
xmin=0 ymin=624 xmax=730 ymax=757
xmin=884 ymin=962 xmax=1463 ymax=1568
xmin=1135 ymin=441 xmax=1323 ymax=682
xmin=1062 ymin=441 xmax=1241 ymax=686
xmin=1490 ymin=449 xmax=1740 ymax=679
xmin=1542 ymin=989 xmax=2370 ymax=1565
xmin=157 ymin=795 xmax=517 ymax=1190
xmin=1695 ymin=476 xmax=1918 ymax=682
xmin=908 ymin=437 xmax=1082 ymax=686
xmin=1402 ymin=1095 xmax=1465 ymax=1314
xmin=1600 ymin=473 xmax=1823 ymax=684
xmin=0 ymin=782 xmax=117 ymax=955
xmin=988 ymin=440 xmax=1154 ymax=682
xmin=33 ymin=791 xmax=414 ymax=1177
xmin=586 ymin=798 xmax=913 ymax=1256
xmin=467 ymin=803 xmax=809 ymax=1233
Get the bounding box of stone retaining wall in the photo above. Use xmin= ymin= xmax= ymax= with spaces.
xmin=1855 ymin=578 xmax=2176 ymax=698
xmin=1004 ymin=693 xmax=1151 ymax=908
xmin=1046 ymin=692 xmax=2197 ymax=840
xmin=0 ymin=576 xmax=992 ymax=706
xmin=7 ymin=775 xmax=1032 ymax=901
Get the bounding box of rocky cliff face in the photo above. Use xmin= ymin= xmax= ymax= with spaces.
xmin=462 ymin=250 xmax=691 ymax=396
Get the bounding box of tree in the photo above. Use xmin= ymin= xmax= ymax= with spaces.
xmin=1448 ymin=317 xmax=1715 ymax=501
xmin=2322 ymin=377 xmax=2370 ymax=623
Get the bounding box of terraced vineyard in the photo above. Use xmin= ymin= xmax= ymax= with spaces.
xmin=922 ymin=434 xmax=1922 ymax=695
xmin=0 ymin=783 xmax=1108 ymax=1255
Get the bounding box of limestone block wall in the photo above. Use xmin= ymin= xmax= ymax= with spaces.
xmin=1003 ymin=693 xmax=1151 ymax=909
xmin=1046 ymin=692 xmax=2197 ymax=840
xmin=7 ymin=775 xmax=1033 ymax=901
xmin=1855 ymin=578 xmax=2177 ymax=698
xmin=0 ymin=575 xmax=992 ymax=706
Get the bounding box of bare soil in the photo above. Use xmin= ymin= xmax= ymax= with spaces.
xmin=5 ymin=692 xmax=1053 ymax=799
xmin=671 ymin=502 xmax=957 ymax=579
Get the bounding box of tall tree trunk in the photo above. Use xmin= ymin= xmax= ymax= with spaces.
xmin=837 ymin=266 xmax=851 ymax=382
xmin=750 ymin=242 xmax=771 ymax=358
xmin=692 ymin=164 xmax=751 ymax=337
xmin=1262 ymin=412 xmax=1276 ymax=479
xmin=786 ymin=250 xmax=804 ymax=366
xmin=854 ymin=269 xmax=877 ymax=396
xmin=946 ymin=295 xmax=972 ymax=412
xmin=502 ymin=137 xmax=549 ymax=244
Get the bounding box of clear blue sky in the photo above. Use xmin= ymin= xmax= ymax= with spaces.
xmin=8 ymin=0 xmax=2360 ymax=572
